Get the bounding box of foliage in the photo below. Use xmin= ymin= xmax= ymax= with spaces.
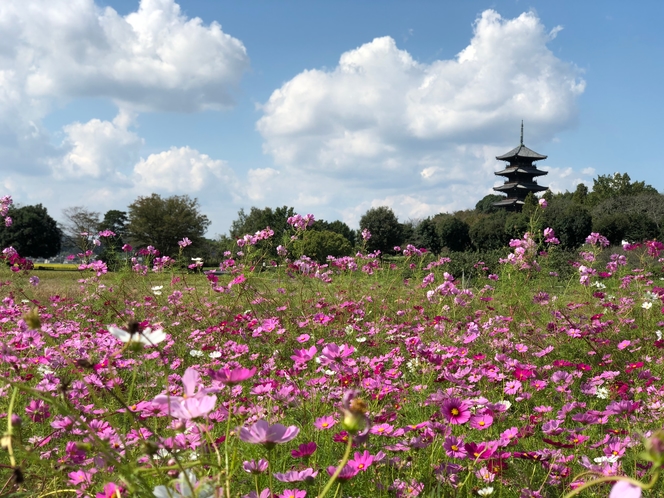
xmin=469 ymin=211 xmax=510 ymax=251
xmin=359 ymin=206 xmax=403 ymax=254
xmin=475 ymin=194 xmax=504 ymax=214
xmin=311 ymin=219 xmax=356 ymax=246
xmin=97 ymin=210 xmax=128 ymax=269
xmin=230 ymin=206 xmax=295 ymax=255
xmin=127 ymin=194 xmax=210 ymax=256
xmin=2 ymin=206 xmax=664 ymax=498
xmin=587 ymin=172 xmax=658 ymax=207
xmin=294 ymin=230 xmax=352 ymax=263
xmin=436 ymin=216 xmax=471 ymax=252
xmin=543 ymin=200 xmax=593 ymax=250
xmin=414 ymin=217 xmax=442 ymax=254
xmin=62 ymin=206 xmax=101 ymax=252
xmin=0 ymin=204 xmax=61 ymax=258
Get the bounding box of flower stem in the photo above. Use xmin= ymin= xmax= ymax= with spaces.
xmin=317 ymin=435 xmax=353 ymax=498
xmin=224 ymin=398 xmax=233 ymax=498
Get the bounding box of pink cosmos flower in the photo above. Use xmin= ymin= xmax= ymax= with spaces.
xmin=243 ymin=459 xmax=269 ymax=474
xmin=279 ymin=489 xmax=307 ymax=498
xmin=274 ymin=468 xmax=318 ymax=483
xmin=504 ymin=380 xmax=522 ymax=395
xmin=96 ymin=482 xmax=123 ymax=498
xmin=291 ymin=441 xmax=317 ymax=458
xmin=610 ymin=480 xmax=641 ymax=498
xmin=208 ymin=366 xmax=256 ymax=385
xmin=239 ymin=420 xmax=299 ymax=449
xmin=153 ymin=368 xmax=217 ymax=420
xmin=350 ymin=450 xmax=374 ymax=471
xmin=469 ymin=414 xmax=494 ymax=430
xmin=327 ymin=462 xmax=359 ymax=481
xmin=443 ymin=435 xmax=467 ymax=458
xmin=314 ymin=415 xmax=336 ymax=430
xmin=441 ymin=398 xmax=471 ymax=425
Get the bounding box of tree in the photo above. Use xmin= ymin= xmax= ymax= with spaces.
xmin=469 ymin=211 xmax=510 ymax=251
xmin=230 ymin=206 xmax=295 ymax=252
xmin=97 ymin=210 xmax=128 ymax=269
xmin=127 ymin=194 xmax=210 ymax=256
xmin=587 ymin=172 xmax=658 ymax=207
xmin=359 ymin=206 xmax=403 ymax=254
xmin=475 ymin=194 xmax=504 ymax=214
xmin=571 ymin=183 xmax=588 ymax=205
xmin=0 ymin=204 xmax=61 ymax=258
xmin=62 ymin=206 xmax=100 ymax=251
xmin=543 ymin=202 xmax=592 ymax=250
xmin=310 ymin=219 xmax=356 ymax=246
xmin=436 ymin=216 xmax=471 ymax=252
xmin=295 ymin=230 xmax=352 ymax=263
xmin=415 ymin=217 xmax=442 ymax=254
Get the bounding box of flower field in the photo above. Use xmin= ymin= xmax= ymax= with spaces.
xmin=1 ymin=211 xmax=664 ymax=497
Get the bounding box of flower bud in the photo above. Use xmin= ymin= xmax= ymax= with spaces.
xmin=23 ymin=307 xmax=41 ymax=330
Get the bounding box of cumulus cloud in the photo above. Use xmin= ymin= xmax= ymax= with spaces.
xmin=3 ymin=0 xmax=249 ymax=112
xmin=257 ymin=10 xmax=586 ymax=223
xmin=55 ymin=110 xmax=143 ymax=182
xmin=0 ymin=0 xmax=248 ymax=178
xmin=133 ymin=146 xmax=239 ymax=195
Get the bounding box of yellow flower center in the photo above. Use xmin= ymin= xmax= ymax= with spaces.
xmin=451 ymin=408 xmax=460 ymax=416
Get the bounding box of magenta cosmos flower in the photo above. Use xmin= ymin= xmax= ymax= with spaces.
xmin=208 ymin=366 xmax=256 ymax=386
xmin=153 ymin=368 xmax=216 ymax=420
xmin=239 ymin=420 xmax=299 ymax=450
xmin=441 ymin=398 xmax=471 ymax=425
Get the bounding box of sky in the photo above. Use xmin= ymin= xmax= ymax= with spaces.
xmin=1 ymin=0 xmax=663 ymax=237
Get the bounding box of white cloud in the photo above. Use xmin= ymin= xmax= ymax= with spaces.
xmin=133 ymin=146 xmax=239 ymax=194
xmin=0 ymin=0 xmax=249 ymax=177
xmin=4 ymin=0 xmax=249 ymax=112
xmin=256 ymin=10 xmax=586 ymax=224
xmin=56 ymin=110 xmax=142 ymax=182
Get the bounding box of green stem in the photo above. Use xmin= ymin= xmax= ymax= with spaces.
xmin=224 ymin=398 xmax=233 ymax=498
xmin=318 ymin=435 xmax=353 ymax=498
xmin=562 ymin=472 xmax=659 ymax=498
xmin=4 ymin=387 xmax=18 ymax=468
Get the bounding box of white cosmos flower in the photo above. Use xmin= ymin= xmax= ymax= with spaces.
xmin=152 ymin=285 xmax=164 ymax=296
xmin=642 ymin=302 xmax=653 ymax=310
xmin=478 ymin=487 xmax=494 ymax=496
xmin=656 ymin=330 xmax=663 ymax=341
xmin=108 ymin=326 xmax=166 ymax=345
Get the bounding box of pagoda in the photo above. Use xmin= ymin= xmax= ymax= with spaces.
xmin=492 ymin=122 xmax=548 ymax=210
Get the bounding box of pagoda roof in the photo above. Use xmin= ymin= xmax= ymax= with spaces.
xmin=496 ymin=144 xmax=547 ymax=161
xmin=492 ymin=198 xmax=523 ymax=207
xmin=493 ymin=182 xmax=548 ymax=193
xmin=495 ymin=166 xmax=548 ymax=177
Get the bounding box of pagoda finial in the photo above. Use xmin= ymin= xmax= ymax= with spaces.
xmin=520 ymin=120 xmax=524 ymax=145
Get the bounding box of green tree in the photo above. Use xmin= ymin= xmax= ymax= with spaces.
xmin=295 ymin=230 xmax=352 ymax=263
xmin=97 ymin=210 xmax=128 ymax=269
xmin=359 ymin=206 xmax=403 ymax=254
xmin=310 ymin=219 xmax=356 ymax=246
xmin=415 ymin=217 xmax=442 ymax=254
xmin=436 ymin=216 xmax=471 ymax=252
xmin=0 ymin=204 xmax=61 ymax=258
xmin=127 ymin=194 xmax=210 ymax=256
xmin=469 ymin=211 xmax=510 ymax=251
xmin=230 ymin=206 xmax=295 ymax=254
xmin=571 ymin=183 xmax=588 ymax=204
xmin=475 ymin=194 xmax=504 ymax=214
xmin=543 ymin=201 xmax=592 ymax=249
xmin=587 ymin=172 xmax=658 ymax=207
xmin=62 ymin=206 xmax=100 ymax=252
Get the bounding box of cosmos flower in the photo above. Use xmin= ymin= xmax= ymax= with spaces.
xmin=441 ymin=398 xmax=471 ymax=425
xmin=108 ymin=325 xmax=166 ymax=346
xmin=239 ymin=420 xmax=299 ymax=449
xmin=208 ymin=366 xmax=256 ymax=386
xmin=153 ymin=368 xmax=217 ymax=420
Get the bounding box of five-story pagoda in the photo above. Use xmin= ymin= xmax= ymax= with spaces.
xmin=492 ymin=122 xmax=548 ymax=210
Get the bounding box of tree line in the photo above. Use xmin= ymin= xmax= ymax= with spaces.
xmin=0 ymin=172 xmax=661 ymax=266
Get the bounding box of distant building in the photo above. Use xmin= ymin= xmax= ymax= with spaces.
xmin=493 ymin=122 xmax=548 ymax=210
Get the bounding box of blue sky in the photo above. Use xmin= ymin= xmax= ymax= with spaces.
xmin=2 ymin=0 xmax=663 ymax=236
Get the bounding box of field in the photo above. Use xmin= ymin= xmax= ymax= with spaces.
xmin=1 ymin=226 xmax=664 ymax=498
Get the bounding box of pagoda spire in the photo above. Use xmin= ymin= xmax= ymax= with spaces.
xmin=520 ymin=120 xmax=523 ymax=145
